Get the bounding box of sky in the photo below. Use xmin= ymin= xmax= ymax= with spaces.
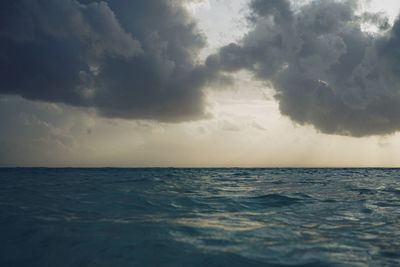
xmin=1 ymin=0 xmax=400 ymax=167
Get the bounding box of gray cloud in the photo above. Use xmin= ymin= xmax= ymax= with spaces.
xmin=210 ymin=0 xmax=400 ymax=137
xmin=3 ymin=0 xmax=400 ymax=137
xmin=0 ymin=0 xmax=214 ymax=122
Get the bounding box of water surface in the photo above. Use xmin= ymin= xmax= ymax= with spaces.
xmin=0 ymin=168 xmax=399 ymax=266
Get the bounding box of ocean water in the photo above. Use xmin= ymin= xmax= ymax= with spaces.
xmin=0 ymin=168 xmax=399 ymax=267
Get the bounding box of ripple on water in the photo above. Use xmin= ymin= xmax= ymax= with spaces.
xmin=248 ymin=194 xmax=303 ymax=207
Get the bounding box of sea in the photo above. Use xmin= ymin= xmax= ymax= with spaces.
xmin=0 ymin=168 xmax=399 ymax=267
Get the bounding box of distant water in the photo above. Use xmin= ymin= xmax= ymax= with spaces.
xmin=0 ymin=168 xmax=399 ymax=267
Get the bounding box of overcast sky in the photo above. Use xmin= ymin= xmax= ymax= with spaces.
xmin=1 ymin=0 xmax=400 ymax=167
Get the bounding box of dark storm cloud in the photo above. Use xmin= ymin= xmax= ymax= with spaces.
xmin=210 ymin=0 xmax=400 ymax=137
xmin=3 ymin=0 xmax=400 ymax=137
xmin=0 ymin=0 xmax=214 ymax=122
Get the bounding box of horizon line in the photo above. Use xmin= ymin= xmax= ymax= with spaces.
xmin=1 ymin=166 xmax=400 ymax=169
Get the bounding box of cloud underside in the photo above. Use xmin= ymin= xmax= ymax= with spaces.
xmin=212 ymin=0 xmax=400 ymax=137
xmin=0 ymin=0 xmax=212 ymax=122
xmin=1 ymin=0 xmax=400 ymax=136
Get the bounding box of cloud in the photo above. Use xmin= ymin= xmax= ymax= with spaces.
xmin=221 ymin=119 xmax=241 ymax=132
xmin=0 ymin=0 xmax=215 ymax=122
xmin=3 ymin=0 xmax=400 ymax=137
xmin=209 ymin=0 xmax=400 ymax=137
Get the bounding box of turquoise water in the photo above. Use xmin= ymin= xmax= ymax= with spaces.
xmin=0 ymin=168 xmax=399 ymax=266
